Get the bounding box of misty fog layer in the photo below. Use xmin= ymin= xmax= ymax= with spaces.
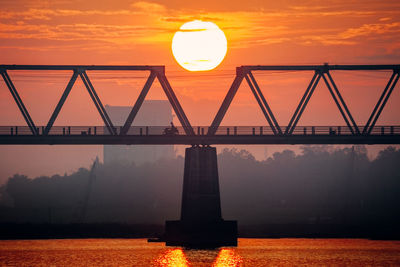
xmin=1 ymin=146 xmax=399 ymax=225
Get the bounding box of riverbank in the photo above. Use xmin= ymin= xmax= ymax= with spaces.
xmin=1 ymin=223 xmax=398 ymax=240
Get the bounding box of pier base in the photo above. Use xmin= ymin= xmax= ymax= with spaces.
xmin=164 ymin=146 xmax=237 ymax=247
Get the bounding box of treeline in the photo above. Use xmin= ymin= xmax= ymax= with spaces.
xmin=0 ymin=146 xmax=399 ymax=225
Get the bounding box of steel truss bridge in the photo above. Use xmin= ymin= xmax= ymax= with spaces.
xmin=0 ymin=64 xmax=399 ymax=145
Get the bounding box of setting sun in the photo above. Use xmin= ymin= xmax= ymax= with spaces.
xmin=172 ymin=20 xmax=227 ymax=71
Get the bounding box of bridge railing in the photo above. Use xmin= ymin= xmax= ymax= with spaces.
xmin=212 ymin=126 xmax=400 ymax=135
xmin=1 ymin=125 xmax=399 ymax=136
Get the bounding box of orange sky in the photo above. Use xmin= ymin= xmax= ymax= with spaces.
xmin=0 ymin=0 xmax=399 ymax=182
xmin=1 ymin=0 xmax=399 ymax=125
xmin=1 ymin=0 xmax=400 ymax=66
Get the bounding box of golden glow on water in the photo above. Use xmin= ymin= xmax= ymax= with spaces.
xmin=0 ymin=239 xmax=400 ymax=266
xmin=155 ymin=248 xmax=242 ymax=267
xmin=212 ymin=249 xmax=242 ymax=267
xmin=155 ymin=248 xmax=189 ymax=267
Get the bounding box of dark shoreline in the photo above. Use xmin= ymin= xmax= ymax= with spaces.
xmin=0 ymin=223 xmax=398 ymax=240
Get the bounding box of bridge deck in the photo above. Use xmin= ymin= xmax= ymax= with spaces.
xmin=1 ymin=125 xmax=399 ymax=145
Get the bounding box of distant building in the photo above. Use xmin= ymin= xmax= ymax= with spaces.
xmin=103 ymin=100 xmax=175 ymax=165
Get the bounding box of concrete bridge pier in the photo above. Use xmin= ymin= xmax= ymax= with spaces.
xmin=164 ymin=145 xmax=237 ymax=247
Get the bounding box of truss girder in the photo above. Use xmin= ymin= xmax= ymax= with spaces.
xmin=209 ymin=65 xmax=399 ymax=136
xmin=0 ymin=64 xmax=398 ymax=138
xmin=0 ymin=65 xmax=194 ymax=136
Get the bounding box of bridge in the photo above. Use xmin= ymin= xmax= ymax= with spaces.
xmin=1 ymin=64 xmax=399 ymax=247
xmin=0 ymin=64 xmax=399 ymax=145
xmin=0 ymin=125 xmax=399 ymax=145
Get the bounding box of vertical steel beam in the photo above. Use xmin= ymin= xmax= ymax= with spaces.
xmin=79 ymin=71 xmax=116 ymax=135
xmin=286 ymin=72 xmax=320 ymax=135
xmin=0 ymin=70 xmax=38 ymax=135
xmin=120 ymin=71 xmax=156 ymax=135
xmin=44 ymin=71 xmax=78 ymax=135
xmin=366 ymin=71 xmax=399 ymax=134
xmin=321 ymin=73 xmax=358 ymax=135
xmin=156 ymin=71 xmax=195 ymax=136
xmin=248 ymin=71 xmax=282 ymax=135
xmin=208 ymin=68 xmax=245 ymax=135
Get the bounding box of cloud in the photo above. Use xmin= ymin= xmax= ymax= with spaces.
xmin=339 ymin=22 xmax=400 ymax=39
xmin=297 ymin=22 xmax=400 ymax=46
xmin=358 ymin=49 xmax=400 ymax=63
xmin=0 ymin=22 xmax=173 ymax=45
xmin=130 ymin=1 xmax=166 ymax=13
xmin=0 ymin=8 xmax=139 ymax=21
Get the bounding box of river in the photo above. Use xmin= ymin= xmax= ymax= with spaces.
xmin=0 ymin=238 xmax=399 ymax=266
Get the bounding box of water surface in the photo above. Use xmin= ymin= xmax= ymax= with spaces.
xmin=0 ymin=238 xmax=399 ymax=266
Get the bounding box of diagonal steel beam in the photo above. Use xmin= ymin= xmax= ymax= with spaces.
xmin=289 ymin=73 xmax=321 ymax=135
xmin=321 ymin=73 xmax=356 ymax=135
xmin=363 ymin=71 xmax=399 ymax=134
xmin=81 ymin=71 xmax=115 ymax=131
xmin=326 ymin=71 xmax=360 ymax=134
xmin=44 ymin=71 xmax=78 ymax=135
xmin=208 ymin=68 xmax=245 ymax=135
xmin=363 ymin=72 xmax=396 ymax=134
xmin=156 ymin=72 xmax=195 ymax=136
xmin=79 ymin=71 xmax=116 ymax=135
xmin=366 ymin=71 xmax=399 ymax=135
xmin=120 ymin=71 xmax=156 ymax=135
xmin=245 ymin=73 xmax=278 ymax=135
xmin=286 ymin=72 xmax=318 ymax=134
xmin=286 ymin=72 xmax=320 ymax=135
xmin=248 ymin=71 xmax=282 ymax=135
xmin=1 ymin=70 xmax=38 ymax=135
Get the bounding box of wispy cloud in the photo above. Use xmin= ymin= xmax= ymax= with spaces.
xmin=130 ymin=1 xmax=166 ymax=13
xmin=297 ymin=22 xmax=400 ymax=46
xmin=0 ymin=8 xmax=139 ymax=21
xmin=340 ymin=22 xmax=400 ymax=39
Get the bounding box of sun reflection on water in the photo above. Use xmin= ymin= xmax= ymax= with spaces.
xmin=155 ymin=248 xmax=242 ymax=267
xmin=155 ymin=248 xmax=189 ymax=267
xmin=213 ymin=249 xmax=242 ymax=267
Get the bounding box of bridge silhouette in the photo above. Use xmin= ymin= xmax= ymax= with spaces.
xmin=0 ymin=64 xmax=399 ymax=145
xmin=1 ymin=64 xmax=399 ymax=247
xmin=1 ymin=125 xmax=399 ymax=145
